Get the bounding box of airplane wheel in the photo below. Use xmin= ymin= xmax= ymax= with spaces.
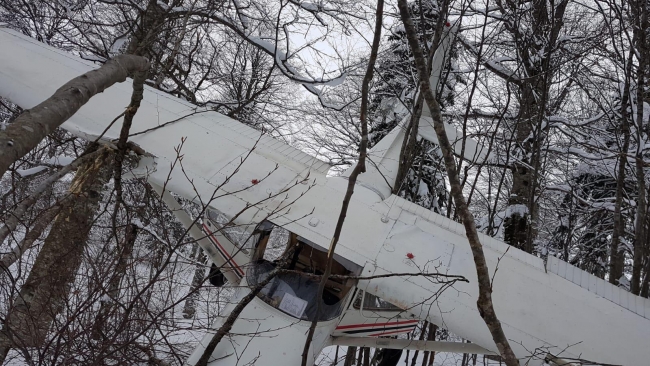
xmin=377 ymin=348 xmax=402 ymax=366
xmin=209 ymin=263 xmax=226 ymax=287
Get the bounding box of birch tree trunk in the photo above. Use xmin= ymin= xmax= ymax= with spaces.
xmin=0 ymin=147 xmax=105 ymax=245
xmin=0 ymin=55 xmax=148 ymax=178
xmin=0 ymin=194 xmax=70 ymax=271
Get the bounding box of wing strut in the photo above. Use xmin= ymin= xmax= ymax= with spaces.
xmin=150 ymin=182 xmax=242 ymax=285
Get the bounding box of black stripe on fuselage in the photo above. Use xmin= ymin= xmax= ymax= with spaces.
xmin=340 ymin=324 xmax=416 ymax=335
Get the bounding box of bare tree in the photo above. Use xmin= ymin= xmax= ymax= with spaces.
xmin=396 ymin=1 xmax=518 ymax=364
xmin=0 ymin=146 xmax=113 ymax=362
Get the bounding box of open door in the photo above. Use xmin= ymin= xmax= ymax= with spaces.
xmin=333 ymin=290 xmax=418 ymax=337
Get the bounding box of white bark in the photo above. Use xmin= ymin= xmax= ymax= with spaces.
xmin=0 ymin=55 xmax=148 ymax=177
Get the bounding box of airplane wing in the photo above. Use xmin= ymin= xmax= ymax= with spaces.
xmin=356 ymin=195 xmax=650 ymax=365
xmin=0 ymin=25 xmax=333 ymax=287
xmin=0 ymin=26 xmax=328 ymax=225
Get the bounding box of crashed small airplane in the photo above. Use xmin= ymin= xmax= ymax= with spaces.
xmin=1 ymin=25 xmax=649 ymax=366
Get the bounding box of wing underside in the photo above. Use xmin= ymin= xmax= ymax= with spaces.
xmin=360 ymin=195 xmax=650 ymax=365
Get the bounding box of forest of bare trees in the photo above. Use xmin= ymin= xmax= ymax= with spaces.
xmin=0 ymin=0 xmax=649 ymax=364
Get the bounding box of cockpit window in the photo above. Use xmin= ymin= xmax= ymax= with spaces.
xmin=248 ymin=261 xmax=345 ymax=320
xmin=353 ymin=290 xmax=402 ymax=311
xmin=246 ymin=222 xmax=362 ymax=322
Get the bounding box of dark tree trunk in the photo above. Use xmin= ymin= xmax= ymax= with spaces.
xmin=363 ymin=347 xmax=370 ymax=366
xmin=632 ymin=0 xmax=648 ymax=295
xmin=92 ymin=223 xmax=138 ymax=340
xmin=194 ymin=248 xmax=295 ymax=366
xmin=409 ymin=322 xmax=428 ymax=366
xmin=344 ymin=346 xmax=358 ymax=366
xmin=377 ymin=348 xmax=402 ymax=366
xmin=502 ymin=0 xmax=569 ymax=253
xmin=0 ymin=146 xmax=113 ymax=360
xmin=610 ymin=48 xmax=636 ymax=286
xmin=421 ymin=323 xmax=437 ymax=366
xmin=394 ymin=93 xmax=424 ymax=194
xmin=299 ymin=2 xmax=384 ymax=365
xmin=182 ymin=244 xmax=208 ymax=319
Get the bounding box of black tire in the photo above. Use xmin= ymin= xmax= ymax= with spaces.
xmin=209 ymin=263 xmax=226 ymax=287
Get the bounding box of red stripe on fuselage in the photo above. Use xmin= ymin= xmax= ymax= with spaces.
xmin=335 ymin=319 xmax=418 ymax=330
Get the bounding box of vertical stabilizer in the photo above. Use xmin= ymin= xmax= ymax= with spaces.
xmin=344 ymin=23 xmax=459 ymax=199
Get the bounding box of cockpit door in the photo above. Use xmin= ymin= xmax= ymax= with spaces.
xmin=333 ymin=290 xmax=418 ymax=337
